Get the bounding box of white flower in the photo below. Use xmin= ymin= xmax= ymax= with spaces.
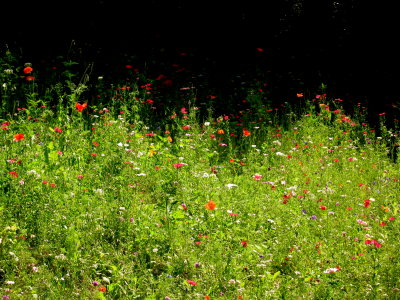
xmin=226 ymin=184 xmax=238 ymax=189
xmin=323 ymin=267 xmax=340 ymax=273
xmin=276 ymin=152 xmax=286 ymax=156
xmin=93 ymin=189 xmax=104 ymax=195
xmin=27 ymin=170 xmax=40 ymax=177
xmin=204 ymin=122 xmax=210 ymax=126
xmin=272 ymin=140 xmax=282 ymax=146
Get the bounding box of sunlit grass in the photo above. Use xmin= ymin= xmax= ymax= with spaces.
xmin=0 ymin=48 xmax=399 ymax=299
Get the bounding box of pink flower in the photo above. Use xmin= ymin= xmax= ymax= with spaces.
xmin=173 ymin=163 xmax=186 ymax=169
xmin=357 ymin=219 xmax=368 ymax=225
xmin=252 ymin=174 xmax=262 ymax=181
xmin=365 ymin=240 xmax=382 ymax=248
xmin=187 ymin=280 xmax=198 ymax=286
xmin=182 ymin=125 xmax=191 ymax=130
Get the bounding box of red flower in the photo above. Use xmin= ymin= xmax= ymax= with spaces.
xmin=9 ymin=171 xmax=19 ymax=177
xmin=75 ymin=102 xmax=88 ymax=112
xmin=173 ymin=163 xmax=186 ymax=169
xmin=365 ymin=240 xmax=382 ymax=248
xmin=364 ymin=199 xmax=371 ymax=208
xmin=25 ymin=76 xmax=35 ymax=81
xmin=99 ymin=285 xmax=107 ymax=292
xmin=187 ymin=280 xmax=198 ymax=286
xmin=23 ymin=66 xmax=33 ymax=74
xmin=205 ymin=200 xmax=216 ymax=210
xmin=243 ymin=130 xmax=251 ymax=136
xmin=241 ymin=240 xmax=248 ymax=247
xmin=320 ymin=205 xmax=327 ymax=210
xmin=13 ymin=133 xmax=25 ymax=141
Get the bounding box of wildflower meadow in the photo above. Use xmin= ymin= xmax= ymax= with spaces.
xmin=0 ymin=47 xmax=400 ymax=299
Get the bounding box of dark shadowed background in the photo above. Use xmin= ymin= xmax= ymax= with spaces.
xmin=1 ymin=0 xmax=400 ymax=115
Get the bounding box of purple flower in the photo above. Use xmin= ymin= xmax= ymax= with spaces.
xmin=311 ymin=215 xmax=317 ymax=220
xmin=92 ymin=280 xmax=99 ymax=286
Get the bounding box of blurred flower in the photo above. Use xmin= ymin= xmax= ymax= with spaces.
xmin=23 ymin=66 xmax=33 ymax=74
xmin=243 ymin=130 xmax=251 ymax=136
xmin=99 ymin=286 xmax=107 ymax=292
xmin=357 ymin=219 xmax=368 ymax=225
xmin=205 ymin=200 xmax=216 ymax=210
xmin=225 ymin=184 xmax=238 ymax=189
xmin=253 ymin=174 xmax=262 ymax=181
xmin=25 ymin=76 xmax=35 ymax=81
xmin=365 ymin=240 xmax=382 ymax=248
xmin=187 ymin=280 xmax=198 ymax=286
xmin=173 ymin=163 xmax=186 ymax=169
xmin=323 ymin=267 xmax=340 ymax=273
xmin=75 ymin=102 xmax=88 ymax=112
xmin=13 ymin=133 xmax=25 ymax=141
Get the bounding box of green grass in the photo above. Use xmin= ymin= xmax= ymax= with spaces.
xmin=0 ymin=48 xmax=400 ymax=299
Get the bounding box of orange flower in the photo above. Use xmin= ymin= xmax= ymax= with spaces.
xmin=297 ymin=93 xmax=304 ymax=97
xmin=23 ymin=66 xmax=33 ymax=74
xmin=205 ymin=296 xmax=211 ymax=300
xmin=75 ymin=102 xmax=88 ymax=112
xmin=217 ymin=129 xmax=225 ymax=134
xmin=99 ymin=285 xmax=107 ymax=292
xmin=205 ymin=200 xmax=216 ymax=210
xmin=13 ymin=133 xmax=25 ymax=141
xmin=167 ymin=136 xmax=173 ymax=143
xmin=243 ymin=130 xmax=251 ymax=136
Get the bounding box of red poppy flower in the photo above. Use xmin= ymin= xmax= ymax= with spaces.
xmin=75 ymin=102 xmax=88 ymax=112
xmin=13 ymin=133 xmax=25 ymax=141
xmin=23 ymin=66 xmax=33 ymax=74
xmin=243 ymin=130 xmax=251 ymax=136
